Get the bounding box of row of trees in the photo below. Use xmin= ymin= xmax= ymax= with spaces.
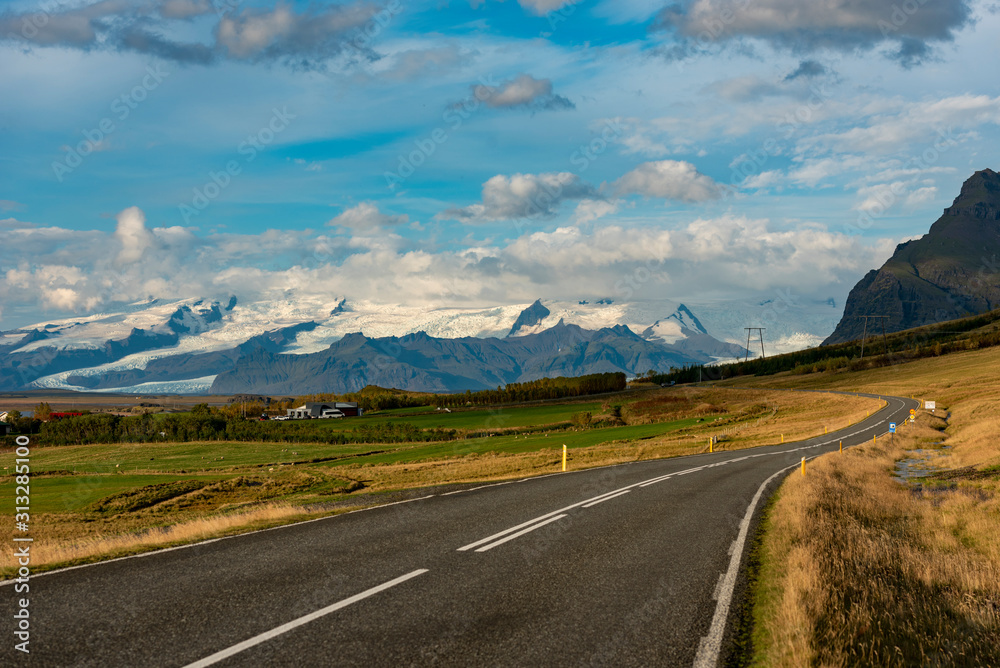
xmin=297 ymin=373 xmax=628 ymax=412
xmin=298 ymin=386 xmax=428 ymax=412
xmin=434 ymin=372 xmax=628 ymax=407
xmin=33 ymin=411 xmax=458 ymax=446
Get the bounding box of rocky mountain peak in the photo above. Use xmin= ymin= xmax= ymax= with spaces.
xmin=507 ymin=299 xmax=551 ymax=337
xmin=824 ymin=169 xmax=1000 ymax=345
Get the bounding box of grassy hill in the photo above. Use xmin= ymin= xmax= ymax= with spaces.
xmin=740 ymin=332 xmax=1000 ymax=666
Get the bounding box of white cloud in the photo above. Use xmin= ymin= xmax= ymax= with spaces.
xmin=853 ymin=178 xmax=942 ymax=213
xmin=115 ymin=206 xmax=153 ymax=264
xmin=328 ymin=202 xmax=408 ymax=229
xmin=470 ymin=74 xmax=574 ymax=110
xmin=801 ymin=95 xmax=1000 ymax=156
xmin=441 ymin=172 xmax=598 ymax=221
xmin=741 ymin=170 xmax=783 ymax=190
xmin=572 ymin=199 xmax=620 ymax=224
xmin=614 ymin=160 xmax=724 ymax=202
xmin=0 ymin=207 xmax=894 ymax=324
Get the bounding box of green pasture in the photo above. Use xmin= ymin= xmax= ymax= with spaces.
xmin=2 ymin=412 xmax=718 ymax=513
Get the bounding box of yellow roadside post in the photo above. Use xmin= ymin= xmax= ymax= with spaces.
xmin=562 ymin=445 xmax=567 ymax=472
xmin=780 ymin=434 xmax=784 ymax=444
xmin=709 ymin=437 xmax=713 ymax=453
xmin=801 ymin=457 xmax=806 ymax=475
xmin=840 ymin=440 xmax=843 ymax=453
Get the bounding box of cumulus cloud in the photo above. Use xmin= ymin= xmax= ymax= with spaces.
xmin=657 ymin=0 xmax=972 ymax=65
xmin=115 ymin=206 xmax=154 ymax=264
xmin=0 ymin=0 xmax=380 ymax=67
xmin=0 ymin=206 xmax=894 ymax=325
xmin=614 ymin=160 xmax=724 ymax=202
xmin=328 ymin=202 xmax=409 ymax=229
xmin=468 ymin=74 xmax=574 ymax=111
xmin=215 ymin=3 xmax=375 ymax=61
xmin=440 ymin=172 xmax=598 ymax=221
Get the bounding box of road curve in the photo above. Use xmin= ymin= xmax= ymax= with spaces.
xmin=2 ymin=391 xmax=918 ymax=667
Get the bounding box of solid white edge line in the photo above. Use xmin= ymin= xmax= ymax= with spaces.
xmin=581 ymin=489 xmax=631 ymax=508
xmin=474 ymin=514 xmax=569 ymax=553
xmin=182 ymin=568 xmax=429 ymax=668
xmin=460 ymin=399 xmax=913 ymax=552
xmin=692 ymin=463 xmax=798 ymax=668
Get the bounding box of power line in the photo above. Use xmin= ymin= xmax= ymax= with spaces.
xmin=744 ymin=328 xmax=765 ymax=362
xmin=857 ymin=315 xmax=890 ymax=360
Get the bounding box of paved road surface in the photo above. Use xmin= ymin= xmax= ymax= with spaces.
xmin=2 ymin=391 xmax=917 ymax=667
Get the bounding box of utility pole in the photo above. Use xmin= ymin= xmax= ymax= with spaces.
xmin=744 ymin=328 xmax=765 ymax=362
xmin=857 ymin=316 xmax=890 ymax=360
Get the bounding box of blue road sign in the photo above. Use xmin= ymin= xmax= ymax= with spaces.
xmin=889 ymin=423 xmax=896 ymax=433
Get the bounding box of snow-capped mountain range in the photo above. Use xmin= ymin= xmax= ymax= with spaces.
xmin=0 ymin=295 xmax=841 ymax=394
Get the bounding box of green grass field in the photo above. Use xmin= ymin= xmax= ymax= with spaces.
xmin=10 ymin=413 xmax=714 ymax=513
xmin=0 ymin=384 xmax=881 ymax=574
xmin=26 ymin=473 xmax=236 ymax=514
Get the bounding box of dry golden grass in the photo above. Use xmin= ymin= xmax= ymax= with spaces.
xmin=19 ymin=504 xmax=323 ymax=574
xmin=1 ymin=387 xmax=879 ymax=576
xmin=751 ymin=346 xmax=1000 ymax=667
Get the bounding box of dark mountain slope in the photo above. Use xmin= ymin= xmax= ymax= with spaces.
xmin=825 ymin=169 xmax=1000 ymax=344
xmin=210 ymin=322 xmax=703 ymax=394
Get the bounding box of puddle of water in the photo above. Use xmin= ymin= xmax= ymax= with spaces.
xmin=893 ymin=446 xmax=952 ymax=484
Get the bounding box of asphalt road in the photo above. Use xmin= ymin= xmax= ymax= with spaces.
xmin=3 ymin=391 xmax=918 ymax=667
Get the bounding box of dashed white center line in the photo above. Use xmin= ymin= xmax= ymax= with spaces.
xmin=581 ymin=489 xmax=631 ymax=508
xmin=474 ymin=514 xmax=569 ymax=553
xmin=456 ymin=400 xmax=911 ymax=555
xmin=182 ymin=569 xmax=429 ymax=668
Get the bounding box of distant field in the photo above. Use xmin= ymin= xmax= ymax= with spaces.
xmin=0 ymin=386 xmax=880 ymax=575
xmin=283 ymin=400 xmax=608 ymax=432
xmin=9 ymin=414 xmax=715 ymax=514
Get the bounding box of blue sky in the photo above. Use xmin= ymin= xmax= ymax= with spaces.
xmin=2 ymin=0 xmax=999 ymax=328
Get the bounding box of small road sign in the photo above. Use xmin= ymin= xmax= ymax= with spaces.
xmin=909 ymin=409 xmax=916 ymax=415
xmin=889 ymin=423 xmax=896 ymax=433
xmin=925 ymin=400 xmax=936 ymax=412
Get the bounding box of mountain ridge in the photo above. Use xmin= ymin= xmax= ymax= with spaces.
xmin=1 ymin=297 xmax=757 ymax=394
xmin=210 ymin=322 xmax=706 ymax=395
xmin=824 ymin=169 xmax=1000 ymax=345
